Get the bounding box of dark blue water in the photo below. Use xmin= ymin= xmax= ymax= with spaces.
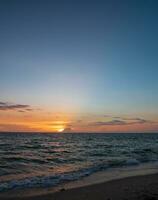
xmin=0 ymin=132 xmax=158 ymax=192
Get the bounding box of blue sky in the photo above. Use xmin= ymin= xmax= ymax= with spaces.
xmin=0 ymin=0 xmax=158 ymax=132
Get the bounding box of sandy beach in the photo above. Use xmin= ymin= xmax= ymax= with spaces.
xmin=1 ymin=172 xmax=158 ymax=200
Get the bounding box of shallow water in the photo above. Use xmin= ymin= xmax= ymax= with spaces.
xmin=0 ymin=132 xmax=158 ymax=192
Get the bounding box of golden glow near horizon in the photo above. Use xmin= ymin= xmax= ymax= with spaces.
xmin=58 ymin=128 xmax=65 ymax=132
xmin=0 ymin=107 xmax=158 ymax=133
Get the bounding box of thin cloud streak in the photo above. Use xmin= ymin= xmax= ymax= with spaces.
xmin=0 ymin=102 xmax=34 ymax=112
xmin=89 ymin=118 xmax=152 ymax=126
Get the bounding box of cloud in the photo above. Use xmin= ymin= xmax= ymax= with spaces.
xmin=25 ymin=108 xmax=34 ymax=111
xmin=120 ymin=117 xmax=151 ymax=124
xmin=0 ymin=102 xmax=7 ymax=105
xmin=133 ymin=118 xmax=148 ymax=124
xmin=113 ymin=116 xmax=149 ymax=122
xmin=91 ymin=120 xmax=127 ymax=126
xmin=18 ymin=110 xmax=26 ymax=113
xmin=90 ymin=118 xmax=152 ymax=126
xmin=0 ymin=101 xmax=33 ymax=112
xmin=76 ymin=120 xmax=83 ymax=123
xmin=63 ymin=127 xmax=72 ymax=132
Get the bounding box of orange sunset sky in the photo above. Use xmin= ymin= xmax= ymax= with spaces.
xmin=0 ymin=102 xmax=157 ymax=133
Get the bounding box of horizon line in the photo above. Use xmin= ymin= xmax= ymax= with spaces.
xmin=0 ymin=131 xmax=158 ymax=134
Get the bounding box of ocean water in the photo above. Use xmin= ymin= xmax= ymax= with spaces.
xmin=0 ymin=132 xmax=158 ymax=192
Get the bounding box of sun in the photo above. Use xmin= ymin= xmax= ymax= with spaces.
xmin=58 ymin=128 xmax=64 ymax=132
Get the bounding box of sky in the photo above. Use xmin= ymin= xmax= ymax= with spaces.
xmin=0 ymin=0 xmax=158 ymax=133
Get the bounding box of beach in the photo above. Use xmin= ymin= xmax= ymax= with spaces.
xmin=1 ymin=163 xmax=158 ymax=200
xmin=1 ymin=133 xmax=158 ymax=200
xmin=1 ymin=172 xmax=158 ymax=200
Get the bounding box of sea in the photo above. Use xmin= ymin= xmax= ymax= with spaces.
xmin=0 ymin=132 xmax=158 ymax=193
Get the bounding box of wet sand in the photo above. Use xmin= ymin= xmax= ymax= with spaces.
xmin=1 ymin=173 xmax=158 ymax=200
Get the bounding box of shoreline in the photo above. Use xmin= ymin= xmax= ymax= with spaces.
xmin=1 ymin=162 xmax=158 ymax=199
xmin=1 ymin=174 xmax=158 ymax=200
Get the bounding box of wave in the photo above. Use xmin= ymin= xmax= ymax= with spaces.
xmin=1 ymin=133 xmax=158 ymax=192
xmin=0 ymin=158 xmax=155 ymax=192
